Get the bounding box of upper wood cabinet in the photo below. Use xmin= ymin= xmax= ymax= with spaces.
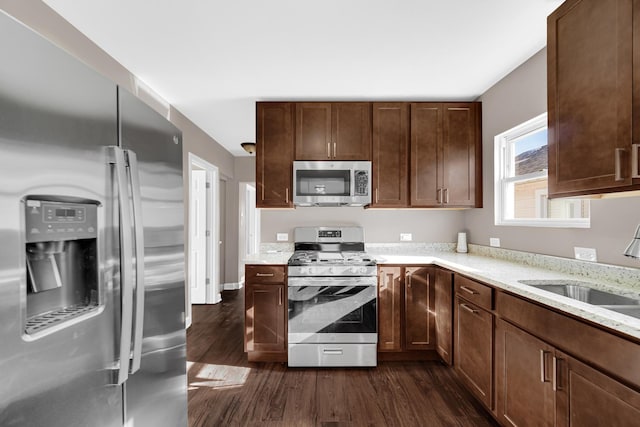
xmin=371 ymin=103 xmax=410 ymax=207
xmin=295 ymin=102 xmax=371 ymax=160
xmin=411 ymin=103 xmax=482 ymax=207
xmin=256 ymin=102 xmax=294 ymax=208
xmin=547 ymin=0 xmax=640 ymax=198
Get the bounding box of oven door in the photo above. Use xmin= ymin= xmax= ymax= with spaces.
xmin=288 ymin=276 xmax=377 ymax=344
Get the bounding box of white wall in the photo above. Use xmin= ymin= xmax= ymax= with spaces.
xmin=261 ymin=208 xmax=466 ymax=244
xmin=465 ymin=48 xmax=640 ymax=268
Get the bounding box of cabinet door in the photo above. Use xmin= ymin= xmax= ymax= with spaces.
xmin=256 ymin=103 xmax=294 ymax=208
xmin=378 ymin=266 xmax=402 ymax=351
xmin=404 ymin=266 xmax=435 ymax=350
xmin=434 ymin=268 xmax=453 ymax=365
xmin=495 ymin=319 xmax=555 ymax=427
xmin=245 ymin=283 xmax=286 ymax=352
xmin=454 ymin=296 xmax=493 ymax=410
xmin=295 ymin=103 xmax=332 ymax=160
xmin=372 ymin=103 xmax=409 ymax=207
xmin=442 ymin=103 xmax=481 ymax=207
xmin=555 ymin=351 xmax=640 ymax=427
xmin=332 ymin=103 xmax=372 ymax=160
xmin=410 ymin=103 xmax=442 ymax=207
xmin=548 ymin=0 xmax=633 ymax=197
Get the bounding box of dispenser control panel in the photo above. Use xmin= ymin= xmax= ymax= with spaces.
xmin=25 ymin=198 xmax=98 ymax=242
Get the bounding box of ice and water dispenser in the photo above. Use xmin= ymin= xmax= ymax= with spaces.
xmin=24 ymin=196 xmax=101 ymax=335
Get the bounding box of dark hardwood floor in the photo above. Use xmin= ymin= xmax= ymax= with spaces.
xmin=187 ymin=290 xmax=498 ymax=427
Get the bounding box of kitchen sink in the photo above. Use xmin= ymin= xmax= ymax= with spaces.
xmin=518 ymin=280 xmax=640 ymax=319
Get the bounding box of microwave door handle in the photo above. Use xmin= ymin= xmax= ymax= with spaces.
xmin=108 ymin=146 xmax=134 ymax=385
xmin=350 ymin=169 xmax=356 ymax=198
xmin=125 ymin=150 xmax=145 ymax=374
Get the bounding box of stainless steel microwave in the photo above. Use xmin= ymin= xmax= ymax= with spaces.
xmin=293 ymin=161 xmax=371 ymax=207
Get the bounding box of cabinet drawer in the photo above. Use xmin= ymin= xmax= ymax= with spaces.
xmin=245 ymin=265 xmax=286 ymax=284
xmin=455 ymin=275 xmax=493 ymax=310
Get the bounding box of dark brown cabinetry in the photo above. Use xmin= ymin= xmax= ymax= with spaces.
xmin=244 ymin=265 xmax=287 ymax=362
xmin=256 ymin=103 xmax=294 ymax=208
xmin=434 ymin=268 xmax=453 ymax=365
xmin=411 ymin=103 xmax=482 ymax=207
xmin=548 ymin=0 xmax=640 ymax=197
xmin=371 ymin=103 xmax=409 ymax=207
xmin=495 ymin=319 xmax=555 ymax=427
xmin=454 ymin=295 xmax=494 ymax=410
xmin=295 ymin=102 xmax=371 ymax=161
xmin=495 ymin=291 xmax=640 ymax=427
xmin=377 ymin=265 xmax=436 ymax=356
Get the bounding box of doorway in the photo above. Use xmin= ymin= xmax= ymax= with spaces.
xmin=187 ymin=153 xmax=220 ymax=328
xmin=238 ymin=182 xmax=260 ymax=286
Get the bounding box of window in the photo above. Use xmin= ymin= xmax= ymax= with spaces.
xmin=494 ymin=113 xmax=590 ymax=228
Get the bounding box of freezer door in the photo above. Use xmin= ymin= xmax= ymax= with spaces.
xmin=118 ymin=88 xmax=187 ymax=426
xmin=0 ymin=12 xmax=123 ymax=427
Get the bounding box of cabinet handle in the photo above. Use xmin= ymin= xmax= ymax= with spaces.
xmin=460 ymin=303 xmax=478 ymax=314
xmin=285 ymin=188 xmax=289 ymax=203
xmin=552 ymin=356 xmax=561 ymax=391
xmin=444 ymin=188 xmax=449 ymax=204
xmin=327 ymin=142 xmax=331 ymax=159
xmin=632 ymin=144 xmax=640 ymax=178
xmin=437 ymin=188 xmax=442 ymax=204
xmin=406 ymin=272 xmax=411 ymax=288
xmin=615 ymin=148 xmax=625 ymax=181
xmin=256 ymin=273 xmax=274 ymax=277
xmin=279 ymin=287 xmax=283 ymax=306
xmin=375 ymin=188 xmax=379 ymax=203
xmin=459 ymin=285 xmax=478 ymax=295
xmin=333 ymin=142 xmax=337 ymax=158
xmin=540 ymin=350 xmax=549 ymax=383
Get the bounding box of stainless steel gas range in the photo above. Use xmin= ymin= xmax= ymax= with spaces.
xmin=287 ymin=226 xmax=377 ymax=367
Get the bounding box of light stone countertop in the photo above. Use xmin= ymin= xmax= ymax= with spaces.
xmin=244 ymin=246 xmax=640 ymax=341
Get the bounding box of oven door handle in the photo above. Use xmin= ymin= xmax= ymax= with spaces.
xmin=288 ymin=277 xmax=377 ymax=287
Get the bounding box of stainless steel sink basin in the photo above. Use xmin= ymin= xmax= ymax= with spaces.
xmin=518 ymin=280 xmax=640 ymax=319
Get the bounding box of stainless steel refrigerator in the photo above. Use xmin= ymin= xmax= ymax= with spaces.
xmin=0 ymin=11 xmax=188 ymax=427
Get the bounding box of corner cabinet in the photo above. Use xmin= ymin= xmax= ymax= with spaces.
xmin=411 ymin=103 xmax=482 ymax=207
xmin=295 ymin=102 xmax=371 ymax=161
xmin=434 ymin=268 xmax=453 ymax=365
xmin=244 ymin=265 xmax=287 ymax=362
xmin=377 ymin=265 xmax=437 ymax=357
xmin=547 ymin=0 xmax=640 ymax=198
xmin=256 ymin=102 xmax=294 ymax=208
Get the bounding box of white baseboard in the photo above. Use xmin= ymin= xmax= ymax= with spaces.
xmin=223 ymin=281 xmax=244 ymax=290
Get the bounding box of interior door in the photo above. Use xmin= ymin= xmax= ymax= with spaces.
xmin=190 ymin=169 xmax=207 ymax=304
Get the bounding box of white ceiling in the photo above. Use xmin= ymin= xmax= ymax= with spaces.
xmin=42 ymin=0 xmax=563 ymax=157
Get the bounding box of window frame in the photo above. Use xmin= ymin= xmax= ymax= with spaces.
xmin=494 ymin=113 xmax=590 ymax=228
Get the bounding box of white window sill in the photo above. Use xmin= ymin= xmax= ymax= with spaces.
xmin=495 ymin=218 xmax=590 ymax=228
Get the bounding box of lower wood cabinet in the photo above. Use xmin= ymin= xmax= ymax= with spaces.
xmin=378 ymin=265 xmax=437 ymax=356
xmin=495 ymin=318 xmax=555 ymax=426
xmin=495 ymin=304 xmax=640 ymax=427
xmin=244 ymin=265 xmax=287 ymax=362
xmin=434 ymin=268 xmax=453 ymax=365
xmin=454 ymin=295 xmax=494 ymax=410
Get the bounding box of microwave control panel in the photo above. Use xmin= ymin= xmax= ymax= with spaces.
xmin=354 ymin=170 xmax=369 ymax=196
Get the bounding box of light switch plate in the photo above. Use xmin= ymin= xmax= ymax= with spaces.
xmin=276 ymin=233 xmax=289 ymax=242
xmin=574 ymin=246 xmax=597 ymax=262
xmin=400 ymin=233 xmax=412 ymax=241
xmin=489 ymin=237 xmax=501 ymax=247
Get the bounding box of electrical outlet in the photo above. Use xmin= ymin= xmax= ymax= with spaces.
xmin=489 ymin=237 xmax=501 ymax=247
xmin=574 ymin=247 xmax=597 ymax=262
xmin=276 ymin=233 xmax=289 ymax=242
xmin=400 ymin=233 xmax=412 ymax=241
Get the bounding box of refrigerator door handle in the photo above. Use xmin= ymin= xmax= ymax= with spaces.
xmin=108 ymin=146 xmax=134 ymax=385
xmin=125 ymin=149 xmax=145 ymax=374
